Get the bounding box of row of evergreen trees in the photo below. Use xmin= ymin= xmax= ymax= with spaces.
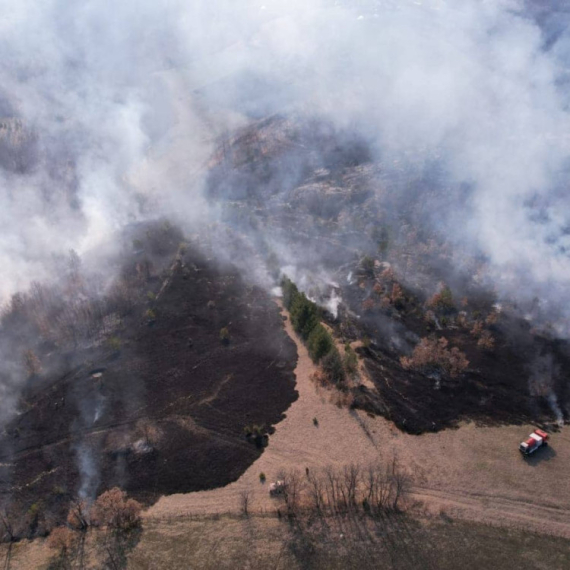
xmin=281 ymin=277 xmax=344 ymax=383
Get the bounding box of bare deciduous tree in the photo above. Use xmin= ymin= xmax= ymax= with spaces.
xmin=239 ymin=489 xmax=252 ymax=517
xmin=0 ymin=509 xmax=15 ymax=543
xmin=282 ymin=470 xmax=304 ymax=518
xmin=307 ymin=471 xmax=324 ymax=514
xmin=389 ymin=457 xmax=411 ymax=512
xmin=67 ymin=499 xmax=90 ymax=531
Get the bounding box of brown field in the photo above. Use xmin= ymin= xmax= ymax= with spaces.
xmin=3 ymin=513 xmax=570 ymax=570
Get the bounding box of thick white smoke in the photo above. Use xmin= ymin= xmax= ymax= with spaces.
xmin=0 ymin=0 xmax=569 ymax=330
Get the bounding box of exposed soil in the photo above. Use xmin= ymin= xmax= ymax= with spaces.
xmin=0 ymin=246 xmax=298 ymax=532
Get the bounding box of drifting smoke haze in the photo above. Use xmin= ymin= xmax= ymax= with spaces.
xmin=1 ymin=2 xmax=570 ymax=403
xmin=0 ymin=0 xmax=567 ymax=307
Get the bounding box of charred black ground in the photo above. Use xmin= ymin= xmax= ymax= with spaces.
xmin=0 ymin=231 xmax=297 ymax=536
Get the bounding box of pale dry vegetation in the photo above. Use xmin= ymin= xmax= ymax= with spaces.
xmin=400 ymin=336 xmax=469 ymax=378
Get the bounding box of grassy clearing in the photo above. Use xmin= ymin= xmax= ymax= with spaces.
xmin=2 ymin=511 xmax=569 ymax=569
xmin=127 ymin=513 xmax=570 ymax=570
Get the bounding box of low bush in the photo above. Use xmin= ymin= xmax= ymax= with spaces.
xmin=343 ymin=344 xmax=358 ymax=376
xmin=400 ymin=336 xmax=468 ymax=378
xmin=47 ymin=527 xmax=77 ymax=553
xmin=427 ymin=284 xmax=455 ymax=313
xmin=321 ymin=348 xmax=345 ymax=384
xmin=219 ymin=327 xmax=230 ymax=345
xmin=106 ymin=336 xmax=122 ymax=351
xmin=307 ymin=325 xmax=334 ymax=362
xmin=91 ymin=487 xmax=142 ymax=530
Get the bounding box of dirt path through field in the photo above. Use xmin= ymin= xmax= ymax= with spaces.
xmin=147 ymin=300 xmax=570 ymax=538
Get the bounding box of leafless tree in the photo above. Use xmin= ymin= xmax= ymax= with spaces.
xmin=239 ymin=489 xmax=252 ymax=518
xmin=0 ymin=510 xmax=14 ymax=543
xmin=306 ymin=471 xmax=324 ymax=514
xmin=342 ymin=464 xmax=360 ymax=511
xmin=283 ymin=470 xmax=303 ymax=518
xmin=67 ymin=499 xmax=90 ymax=531
xmin=389 ymin=457 xmax=411 ymax=511
xmin=324 ymin=466 xmax=341 ymax=515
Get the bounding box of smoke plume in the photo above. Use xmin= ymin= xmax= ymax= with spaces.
xmin=0 ymin=1 xmax=570 ymax=423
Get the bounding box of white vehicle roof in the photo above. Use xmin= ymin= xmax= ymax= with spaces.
xmin=530 ymin=433 xmax=542 ymax=442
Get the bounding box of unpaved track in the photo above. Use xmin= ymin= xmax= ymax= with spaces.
xmin=147 ymin=300 xmax=570 ymax=538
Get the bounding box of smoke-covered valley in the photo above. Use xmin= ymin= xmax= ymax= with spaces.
xmin=2 ymin=0 xmax=570 ymax=542
xmin=2 ymin=0 xmax=570 ymax=305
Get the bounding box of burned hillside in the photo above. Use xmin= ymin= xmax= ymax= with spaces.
xmin=0 ymin=223 xmax=297 ymax=538
xmin=206 ymin=116 xmax=570 ymax=434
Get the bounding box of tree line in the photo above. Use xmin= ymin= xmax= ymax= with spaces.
xmin=281 ymin=277 xmax=345 ymax=384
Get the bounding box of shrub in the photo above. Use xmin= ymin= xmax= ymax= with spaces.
xmin=360 ymin=256 xmax=375 ymax=277
xmin=471 ymin=320 xmax=484 ymax=337
xmin=307 ymin=325 xmax=334 ymax=362
xmin=343 ymin=344 xmax=358 ymax=376
xmin=145 ymin=308 xmax=156 ymax=320
xmin=91 ymin=488 xmax=142 ymax=530
xmin=362 ymin=298 xmax=375 ymax=312
xmin=313 ymin=417 xmax=319 ymax=426
xmin=485 ymin=311 xmax=499 ymax=326
xmin=52 ymin=485 xmax=66 ymax=497
xmin=400 ymin=336 xmax=468 ymax=378
xmin=23 ymin=349 xmax=42 ymax=377
xmin=245 ymin=425 xmax=267 ymax=448
xmin=107 ymin=336 xmax=122 ymax=351
xmin=27 ymin=503 xmax=41 ymax=518
xmin=321 ymin=348 xmax=345 ymax=384
xmin=477 ymin=331 xmax=495 ymax=351
xmin=220 ymin=327 xmax=230 ymax=345
xmin=146 ymin=291 xmax=156 ymax=301
xmin=47 ymin=527 xmax=77 ymax=553
xmin=427 ymin=284 xmax=454 ymax=313
xmin=391 ymin=283 xmax=405 ymax=308
xmin=259 ymin=472 xmax=266 ymax=483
